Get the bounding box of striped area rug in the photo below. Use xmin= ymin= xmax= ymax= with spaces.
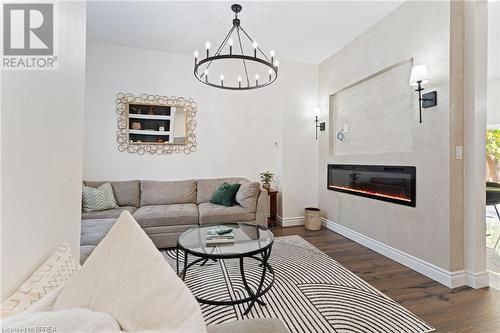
xmin=163 ymin=235 xmax=434 ymax=333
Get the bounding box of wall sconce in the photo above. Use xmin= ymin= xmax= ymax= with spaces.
xmin=409 ymin=64 xmax=437 ymax=123
xmin=312 ymin=107 xmax=325 ymax=140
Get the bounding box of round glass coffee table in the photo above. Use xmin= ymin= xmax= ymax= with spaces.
xmin=176 ymin=223 xmax=275 ymax=315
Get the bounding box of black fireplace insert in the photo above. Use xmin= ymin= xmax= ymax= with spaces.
xmin=327 ymin=164 xmax=416 ymax=207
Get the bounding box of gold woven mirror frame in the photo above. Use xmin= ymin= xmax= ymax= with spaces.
xmin=116 ymin=93 xmax=198 ymax=155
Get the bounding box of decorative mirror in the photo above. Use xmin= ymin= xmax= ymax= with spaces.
xmin=116 ymin=93 xmax=198 ymax=155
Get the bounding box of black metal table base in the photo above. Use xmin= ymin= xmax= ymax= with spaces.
xmin=176 ymin=246 xmax=275 ymax=315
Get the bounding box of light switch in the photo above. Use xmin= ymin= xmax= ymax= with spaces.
xmin=455 ymin=146 xmax=463 ymax=160
xmin=344 ymin=124 xmax=349 ymax=133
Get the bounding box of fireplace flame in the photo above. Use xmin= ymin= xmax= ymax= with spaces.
xmin=328 ymin=185 xmax=411 ymax=202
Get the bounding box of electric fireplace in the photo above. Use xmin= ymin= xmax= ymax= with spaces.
xmin=327 ymin=164 xmax=416 ymax=207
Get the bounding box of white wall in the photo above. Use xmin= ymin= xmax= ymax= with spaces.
xmin=1 ymin=2 xmax=86 ymax=300
xmin=463 ymin=0 xmax=488 ymax=286
xmin=318 ymin=1 xmax=453 ymax=271
xmin=83 ymin=42 xmax=318 ymax=219
xmin=488 ymin=1 xmax=500 ymax=127
xmin=487 ymin=79 xmax=500 ymax=126
xmin=279 ymin=62 xmax=319 ymax=218
xmin=330 ymin=60 xmax=414 ymax=156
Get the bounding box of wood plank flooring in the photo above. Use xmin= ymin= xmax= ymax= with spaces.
xmin=272 ymin=226 xmax=500 ymax=333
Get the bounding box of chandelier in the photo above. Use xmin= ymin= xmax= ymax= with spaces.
xmin=193 ymin=4 xmax=279 ymax=90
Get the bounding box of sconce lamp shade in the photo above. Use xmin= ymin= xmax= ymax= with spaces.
xmin=409 ymin=64 xmax=429 ymax=86
xmin=312 ymin=107 xmax=320 ymax=117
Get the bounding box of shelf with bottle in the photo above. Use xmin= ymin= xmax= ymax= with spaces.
xmin=129 ymin=129 xmax=172 ymax=136
xmin=129 ymin=134 xmax=170 ymax=144
xmin=128 ymin=114 xmax=172 ymax=120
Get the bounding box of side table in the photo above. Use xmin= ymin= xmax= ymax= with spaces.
xmin=267 ymin=189 xmax=279 ymax=227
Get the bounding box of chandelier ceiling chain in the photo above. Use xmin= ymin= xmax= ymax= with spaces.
xmin=193 ymin=3 xmax=279 ymax=90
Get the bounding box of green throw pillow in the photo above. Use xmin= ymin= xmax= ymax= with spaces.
xmin=82 ymin=183 xmax=118 ymax=212
xmin=211 ymin=183 xmax=241 ymax=207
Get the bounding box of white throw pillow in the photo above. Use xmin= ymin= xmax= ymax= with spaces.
xmin=236 ymin=181 xmax=261 ymax=212
xmin=1 ymin=244 xmax=79 ymax=318
xmin=54 ymin=211 xmax=207 ymax=333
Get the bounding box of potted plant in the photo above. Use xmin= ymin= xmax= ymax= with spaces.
xmin=259 ymin=171 xmax=275 ymax=190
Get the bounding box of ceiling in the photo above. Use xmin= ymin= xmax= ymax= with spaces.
xmin=86 ymin=1 xmax=403 ymax=64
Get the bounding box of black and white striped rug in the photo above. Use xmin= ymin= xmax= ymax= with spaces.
xmin=163 ymin=235 xmax=434 ymax=333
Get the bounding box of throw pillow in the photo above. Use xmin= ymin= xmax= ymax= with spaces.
xmin=0 ymin=244 xmax=79 ymax=318
xmin=211 ymin=182 xmax=241 ymax=207
xmin=82 ymin=183 xmax=117 ymax=212
xmin=235 ymin=181 xmax=261 ymax=213
xmin=53 ymin=211 xmax=206 ymax=333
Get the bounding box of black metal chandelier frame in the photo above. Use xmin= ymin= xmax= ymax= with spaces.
xmin=193 ymin=4 xmax=278 ymax=90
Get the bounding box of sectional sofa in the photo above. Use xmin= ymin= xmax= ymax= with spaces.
xmin=81 ymin=177 xmax=268 ymax=251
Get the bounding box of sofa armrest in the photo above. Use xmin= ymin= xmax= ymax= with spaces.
xmin=254 ymin=189 xmax=269 ymax=227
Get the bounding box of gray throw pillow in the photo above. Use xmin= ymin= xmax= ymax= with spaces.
xmin=82 ymin=183 xmax=118 ymax=213
xmin=235 ymin=182 xmax=261 ymax=213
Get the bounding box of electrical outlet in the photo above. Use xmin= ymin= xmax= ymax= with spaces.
xmin=455 ymin=146 xmax=463 ymax=160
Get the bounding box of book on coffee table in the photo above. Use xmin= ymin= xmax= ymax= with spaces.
xmin=206 ymin=237 xmax=234 ymax=245
xmin=206 ymin=227 xmax=234 ymax=245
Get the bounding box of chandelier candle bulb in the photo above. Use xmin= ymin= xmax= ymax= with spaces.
xmin=270 ymin=49 xmax=275 ymax=63
xmin=253 ymin=40 xmax=258 ymax=57
xmin=268 ymin=68 xmax=272 ymax=81
xmin=274 ymin=59 xmax=279 ymax=67
xmin=205 ymin=41 xmax=211 ymax=57
xmin=238 ymin=75 xmax=242 ymax=88
xmin=204 ymin=69 xmax=209 ymax=82
xmin=255 ymin=73 xmax=259 ymax=85
xmin=194 ymin=50 xmax=199 ymax=65
xmin=220 ymin=74 xmax=224 ymax=86
xmin=228 ymin=38 xmax=233 ymax=54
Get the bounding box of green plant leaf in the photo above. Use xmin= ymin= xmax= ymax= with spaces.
xmin=487 ymin=129 xmax=500 ymax=161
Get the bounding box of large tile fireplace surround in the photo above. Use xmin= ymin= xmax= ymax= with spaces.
xmin=327 ymin=164 xmax=416 ymax=207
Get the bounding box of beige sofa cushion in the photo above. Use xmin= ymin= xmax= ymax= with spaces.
xmin=54 ymin=211 xmax=206 ymax=333
xmin=81 ymin=219 xmax=117 ymax=247
xmin=133 ymin=204 xmax=199 ymax=228
xmin=1 ymin=244 xmax=79 ymax=318
xmin=141 ymin=180 xmax=197 ymax=206
xmin=81 ymin=206 xmax=137 ymax=220
xmin=198 ymin=202 xmax=255 ymax=225
xmin=197 ymin=177 xmax=246 ymax=204
xmin=235 ymin=181 xmax=261 ymax=213
xmin=85 ymin=180 xmax=140 ymax=207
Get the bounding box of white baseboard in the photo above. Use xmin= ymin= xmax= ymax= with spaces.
xmin=321 ymin=218 xmax=488 ymax=289
xmin=488 ymin=271 xmax=500 ymax=291
xmin=277 ymin=216 xmax=304 ymax=227
xmin=465 ymin=271 xmax=490 ymax=289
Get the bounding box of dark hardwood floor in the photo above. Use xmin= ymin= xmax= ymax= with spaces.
xmin=272 ymin=226 xmax=500 ymax=333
